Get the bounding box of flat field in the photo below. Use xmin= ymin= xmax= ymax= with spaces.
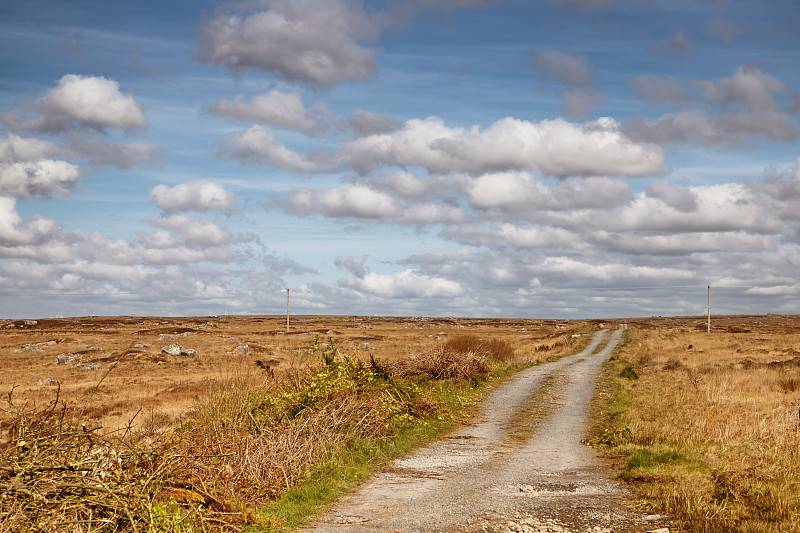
xmin=0 ymin=314 xmax=594 ymax=435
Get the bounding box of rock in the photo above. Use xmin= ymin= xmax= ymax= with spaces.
xmin=21 ymin=340 xmax=57 ymax=351
xmin=235 ymin=344 xmax=249 ymax=355
xmin=57 ymin=353 xmax=83 ymax=365
xmin=161 ymin=344 xmax=182 ymax=356
xmin=161 ymin=344 xmax=198 ymax=357
xmin=646 ymin=529 xmax=670 ymax=533
xmin=37 ymin=378 xmax=54 ymax=386
xmin=24 ymin=320 xmax=37 ymax=326
xmin=158 ymin=334 xmax=181 ymax=341
xmin=79 ymin=364 xmax=101 ymax=371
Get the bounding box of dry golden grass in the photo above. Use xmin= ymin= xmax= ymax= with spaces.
xmin=0 ymin=314 xmax=596 ymax=531
xmin=0 ymin=315 xmax=591 ymax=436
xmin=601 ymin=315 xmax=800 ymax=533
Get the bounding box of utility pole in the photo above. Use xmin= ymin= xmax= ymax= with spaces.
xmin=707 ymin=285 xmax=711 ymax=335
xmin=286 ymin=288 xmax=290 ymax=333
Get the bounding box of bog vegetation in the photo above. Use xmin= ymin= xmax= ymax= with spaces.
xmin=590 ymin=317 xmax=800 ymax=533
xmin=1 ymin=330 xmax=537 ymax=532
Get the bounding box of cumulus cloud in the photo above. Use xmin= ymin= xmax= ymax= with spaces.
xmin=149 ymin=214 xmax=238 ymax=247
xmin=150 ymin=180 xmax=236 ymax=214
xmin=0 ymin=133 xmax=63 ymax=163
xmin=465 ymin=173 xmax=634 ymax=213
xmin=209 ymin=89 xmax=335 ymax=135
xmin=340 ymin=116 xmax=665 ymax=178
xmin=625 ymin=108 xmax=797 ymax=145
xmin=0 ymin=197 xmax=78 ymax=262
xmin=270 ymin=182 xmax=470 ymax=225
xmin=645 ymin=180 xmax=699 ymax=213
xmin=198 ymin=0 xmax=380 ymax=87
xmin=3 ymin=74 xmax=147 ymax=133
xmin=532 ymin=50 xmax=592 ymax=88
xmin=347 ymin=109 xmax=402 ymax=135
xmin=339 ymin=268 xmax=463 ymax=298
xmin=0 ymin=134 xmax=80 ymax=199
xmin=335 ymin=255 xmax=367 ymax=277
xmin=625 ymin=66 xmax=798 ymax=146
xmin=273 ymin=184 xmax=401 ymax=219
xmin=0 ymin=160 xmax=81 ymax=199
xmin=217 ymin=125 xmax=336 ymax=173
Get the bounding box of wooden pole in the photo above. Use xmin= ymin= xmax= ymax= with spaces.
xmin=707 ymin=285 xmax=711 ymax=335
xmin=286 ymin=288 xmax=290 ymax=333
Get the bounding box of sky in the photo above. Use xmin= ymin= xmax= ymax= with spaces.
xmin=0 ymin=0 xmax=799 ymax=320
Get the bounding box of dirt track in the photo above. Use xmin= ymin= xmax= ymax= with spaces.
xmin=303 ymin=328 xmax=673 ymax=533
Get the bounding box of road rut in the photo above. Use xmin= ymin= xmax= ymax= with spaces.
xmin=302 ymin=328 xmax=672 ymax=533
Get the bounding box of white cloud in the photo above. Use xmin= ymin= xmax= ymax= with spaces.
xmin=466 ymin=173 xmax=633 ymax=212
xmin=625 ymin=67 xmax=798 ymax=146
xmin=150 ymin=180 xmax=236 ymax=214
xmin=149 ymin=214 xmax=237 ymax=247
xmin=209 ymin=89 xmax=335 ymax=135
xmin=335 ymin=255 xmax=367 ymax=278
xmin=3 ymin=74 xmax=147 ymax=133
xmin=217 ymin=125 xmax=335 ymax=173
xmin=0 ymin=160 xmax=81 ymax=199
xmin=697 ymin=66 xmax=786 ymax=108
xmin=198 ymin=0 xmax=380 ymax=87
xmin=274 ymin=184 xmax=401 ymax=219
xmin=0 ymin=197 xmax=77 ymax=261
xmin=0 ymin=133 xmax=63 ymax=163
xmin=340 ymin=116 xmax=665 ymax=178
xmin=339 ymin=269 xmax=463 ymax=298
xmin=347 ymin=109 xmax=402 ymax=136
xmin=645 ymin=180 xmax=699 ymax=213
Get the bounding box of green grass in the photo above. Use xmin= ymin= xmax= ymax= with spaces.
xmin=254 ymin=416 xmax=456 ymax=531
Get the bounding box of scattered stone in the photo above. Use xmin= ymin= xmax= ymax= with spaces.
xmin=158 ymin=333 xmax=186 ymax=341
xmin=57 ymin=353 xmax=83 ymax=365
xmin=79 ymin=364 xmax=101 ymax=371
xmin=37 ymin=378 xmax=54 ymax=386
xmin=235 ymin=344 xmax=249 ymax=355
xmin=349 ymin=342 xmax=371 ymax=350
xmin=21 ymin=340 xmax=57 ymax=351
xmin=161 ymin=344 xmax=198 ymax=357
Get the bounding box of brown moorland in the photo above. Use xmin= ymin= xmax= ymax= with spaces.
xmin=0 ymin=315 xmax=591 ymax=435
xmin=1 ymin=313 xmax=798 ymax=532
xmin=591 ymin=314 xmax=800 ymax=533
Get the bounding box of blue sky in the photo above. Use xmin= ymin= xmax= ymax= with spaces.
xmin=1 ymin=0 xmax=799 ymax=319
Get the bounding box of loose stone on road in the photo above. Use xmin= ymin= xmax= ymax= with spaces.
xmin=303 ymin=328 xmax=673 ymax=533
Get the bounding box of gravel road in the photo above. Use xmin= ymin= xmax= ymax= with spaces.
xmin=302 ymin=328 xmax=673 ymax=533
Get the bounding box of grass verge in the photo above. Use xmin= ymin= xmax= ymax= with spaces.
xmin=587 ymin=325 xmax=800 ymax=533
